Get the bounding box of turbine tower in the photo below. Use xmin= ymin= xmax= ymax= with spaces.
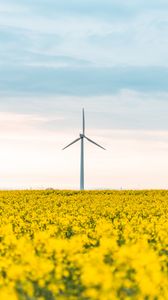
xmin=62 ymin=109 xmax=106 ymax=190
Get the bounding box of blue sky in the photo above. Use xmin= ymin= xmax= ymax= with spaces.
xmin=0 ymin=0 xmax=168 ymax=189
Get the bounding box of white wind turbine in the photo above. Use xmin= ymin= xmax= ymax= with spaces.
xmin=62 ymin=108 xmax=106 ymax=190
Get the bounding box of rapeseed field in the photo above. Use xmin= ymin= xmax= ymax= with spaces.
xmin=0 ymin=190 xmax=168 ymax=300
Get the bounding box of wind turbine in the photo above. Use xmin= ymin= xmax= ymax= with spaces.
xmin=62 ymin=109 xmax=106 ymax=190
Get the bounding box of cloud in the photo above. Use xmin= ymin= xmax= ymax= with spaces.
xmin=0 ymin=111 xmax=64 ymax=142
xmin=1 ymin=0 xmax=168 ymax=71
xmin=0 ymin=91 xmax=168 ymax=131
xmin=3 ymin=1 xmax=168 ymax=19
xmin=0 ymin=2 xmax=26 ymax=14
xmin=0 ymin=111 xmax=168 ymax=189
xmin=0 ymin=65 xmax=168 ymax=96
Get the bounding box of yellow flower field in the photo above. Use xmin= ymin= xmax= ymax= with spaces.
xmin=0 ymin=190 xmax=168 ymax=300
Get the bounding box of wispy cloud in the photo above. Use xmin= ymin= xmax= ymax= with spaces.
xmin=0 ymin=111 xmax=168 ymax=189
xmin=1 ymin=0 xmax=168 ymax=70
xmin=0 ymin=111 xmax=64 ymax=141
xmin=0 ymin=66 xmax=168 ymax=96
xmin=1 ymin=91 xmax=168 ymax=131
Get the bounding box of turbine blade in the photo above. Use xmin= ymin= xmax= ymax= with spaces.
xmin=84 ymin=136 xmax=106 ymax=150
xmin=82 ymin=108 xmax=85 ymax=135
xmin=62 ymin=137 xmax=81 ymax=150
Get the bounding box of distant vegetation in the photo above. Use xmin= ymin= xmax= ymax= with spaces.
xmin=0 ymin=190 xmax=168 ymax=299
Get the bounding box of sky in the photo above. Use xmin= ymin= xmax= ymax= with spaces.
xmin=1 ymin=0 xmax=168 ymax=189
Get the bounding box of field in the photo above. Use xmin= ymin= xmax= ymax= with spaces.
xmin=0 ymin=190 xmax=168 ymax=300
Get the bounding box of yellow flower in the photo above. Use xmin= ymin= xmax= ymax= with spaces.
xmin=1 ymin=190 xmax=168 ymax=299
